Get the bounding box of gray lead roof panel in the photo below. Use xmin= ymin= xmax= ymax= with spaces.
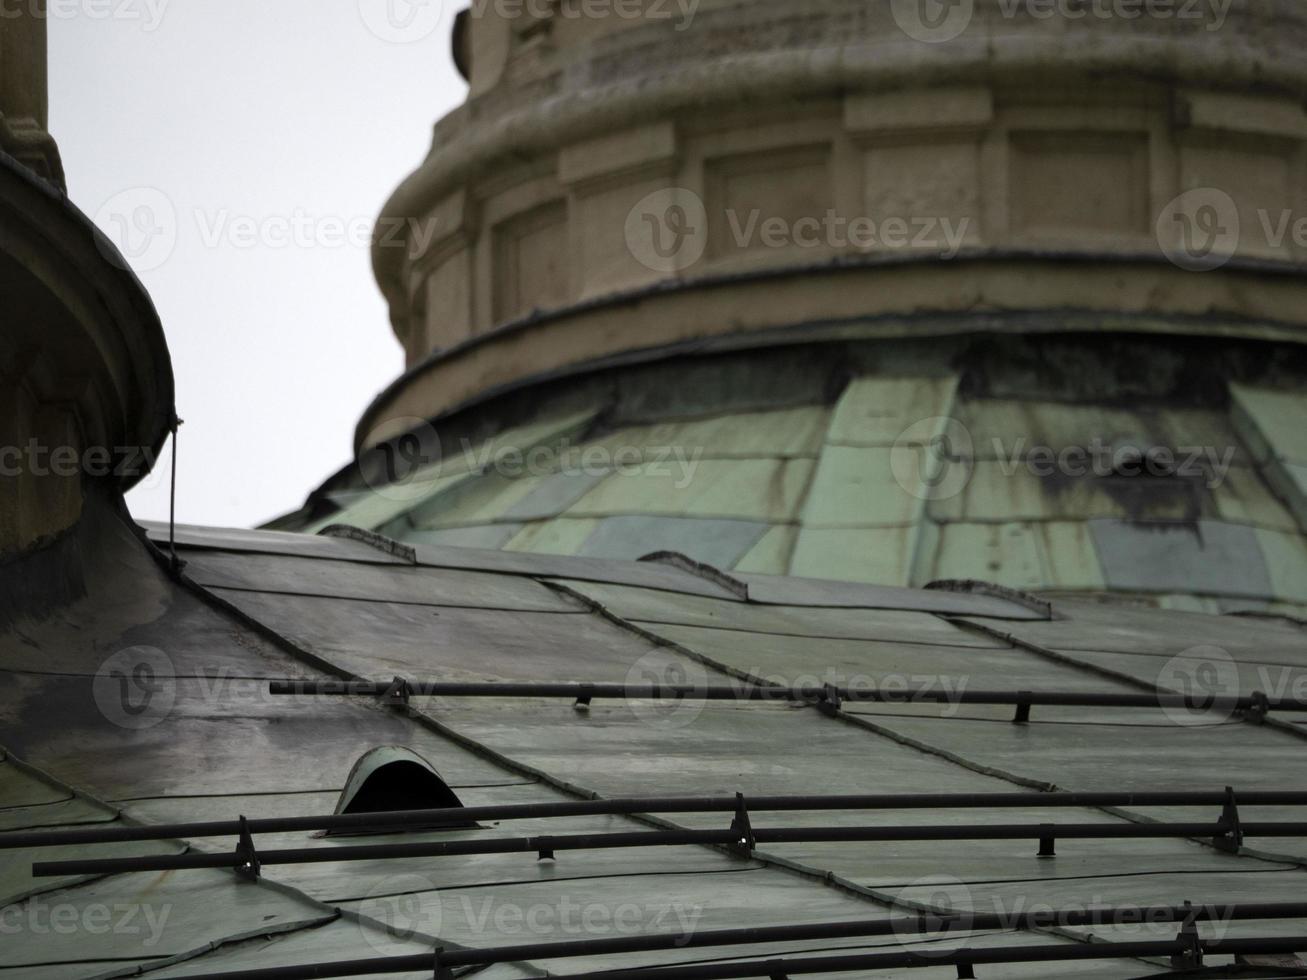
xmin=738 ymin=573 xmax=1051 ymax=619
xmin=555 ymin=580 xmax=1004 ymax=647
xmin=0 ymin=755 xmax=68 ymax=807
xmin=181 ymin=549 xmax=580 ymax=612
xmin=967 ymin=595 xmax=1307 ymax=659
xmin=2 ymin=673 xmax=514 ymax=800
xmin=206 ymin=587 xmax=659 ymax=685
xmin=141 ymin=918 xmax=439 ymax=980
xmin=7 ymin=518 xmax=1307 ymax=980
xmin=140 ymin=521 xmax=412 ymax=564
xmin=0 ymin=868 xmax=334 ymax=969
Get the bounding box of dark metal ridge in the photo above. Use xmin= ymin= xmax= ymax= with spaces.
xmin=1226 ymin=609 xmax=1307 ymax=631
xmin=32 ymin=821 xmax=1307 ymax=878
xmin=109 ymin=906 xmax=1307 ymax=980
xmin=317 ymin=524 xmax=417 ymax=564
xmin=465 ymin=938 xmax=1307 ymax=980
xmin=926 ymin=579 xmax=1053 ymax=619
xmin=638 ymin=551 xmax=749 ymax=600
xmin=11 ymin=788 xmax=1307 ymax=851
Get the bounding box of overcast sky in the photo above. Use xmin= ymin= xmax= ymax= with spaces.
xmin=50 ymin=1 xmax=467 ymax=527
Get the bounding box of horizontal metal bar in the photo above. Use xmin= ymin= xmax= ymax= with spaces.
xmin=31 ymin=821 xmax=1307 ymax=878
xmin=120 ymin=907 xmax=1307 ymax=980
xmin=540 ymin=937 xmax=1307 ymax=980
xmin=267 ymin=679 xmax=1307 ymax=712
xmin=10 ymin=788 xmax=1307 ymax=851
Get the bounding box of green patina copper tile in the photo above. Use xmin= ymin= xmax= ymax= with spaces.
xmin=825 ymin=376 xmax=959 ymax=447
xmin=567 ymin=458 xmax=813 ymax=521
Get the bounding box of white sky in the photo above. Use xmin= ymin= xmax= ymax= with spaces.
xmin=49 ymin=1 xmax=467 ymax=527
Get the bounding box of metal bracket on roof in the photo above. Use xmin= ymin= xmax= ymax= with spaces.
xmin=574 ymin=684 xmax=595 ymax=712
xmin=1170 ymin=902 xmax=1203 ymax=970
xmin=537 ymin=837 xmax=556 ymax=862
xmin=767 ymin=962 xmax=789 ymax=980
xmin=816 ymin=684 xmax=842 ymax=717
xmin=432 ymin=947 xmax=453 ymax=980
xmin=638 ymin=551 xmax=749 ymax=600
xmin=1239 ymin=691 xmax=1270 ymax=725
xmin=382 ymin=676 xmax=413 ymax=706
xmin=1037 ymin=824 xmax=1056 ymax=859
xmin=319 ymin=524 xmax=418 ymax=565
xmin=925 ymin=579 xmax=1053 ymax=620
xmin=234 ymin=816 xmax=260 ymax=882
xmin=1213 ymin=787 xmax=1245 ymax=854
xmin=730 ymin=793 xmax=756 ymax=856
xmin=956 ymin=964 xmax=977 ymax=979
xmin=914 ymin=910 xmax=941 ymax=934
xmin=1013 ymin=692 xmax=1033 ymax=725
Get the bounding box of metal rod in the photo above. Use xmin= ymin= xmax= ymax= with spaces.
xmin=267 ymin=679 xmax=1307 ymax=712
xmin=524 ymin=937 xmax=1307 ymax=980
xmin=10 ymin=789 xmax=1307 ymax=851
xmin=116 ymin=906 xmax=1307 ymax=980
xmin=31 ymin=821 xmax=1307 ymax=878
xmin=168 ymin=415 xmax=183 ymax=575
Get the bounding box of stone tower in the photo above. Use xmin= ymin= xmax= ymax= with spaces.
xmin=283 ymin=0 xmax=1307 ymax=616
xmin=0 ymin=4 xmax=172 ymax=557
xmin=0 ymin=0 xmax=62 ymax=188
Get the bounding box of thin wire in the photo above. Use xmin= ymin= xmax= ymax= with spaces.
xmin=169 ymin=414 xmax=183 ymax=574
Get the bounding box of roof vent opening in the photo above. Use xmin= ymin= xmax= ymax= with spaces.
xmin=1097 ymin=440 xmax=1206 ymax=526
xmin=326 ymin=746 xmax=475 ymax=836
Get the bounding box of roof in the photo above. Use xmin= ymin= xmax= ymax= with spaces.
xmin=283 ymin=360 xmax=1307 ymax=616
xmin=3 ymin=509 xmax=1307 ymax=978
